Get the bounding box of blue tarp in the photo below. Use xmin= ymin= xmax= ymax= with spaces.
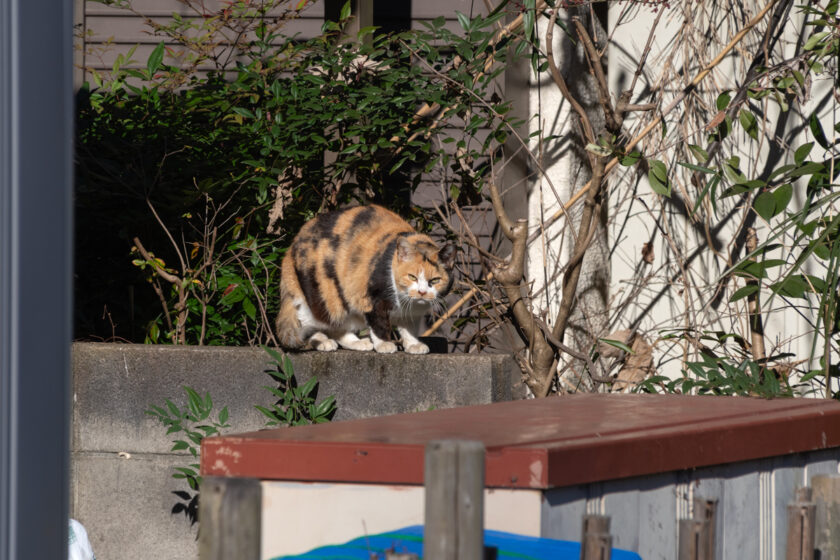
xmin=271 ymin=525 xmax=643 ymax=559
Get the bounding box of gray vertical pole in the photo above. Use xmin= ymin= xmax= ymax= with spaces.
xmin=785 ymin=487 xmax=816 ymax=560
xmin=0 ymin=0 xmax=74 ymax=559
xmin=199 ymin=477 xmax=262 ymax=560
xmin=812 ymin=475 xmax=840 ymax=559
xmin=581 ymin=515 xmax=612 ymax=560
xmin=424 ymin=440 xmax=485 ymax=560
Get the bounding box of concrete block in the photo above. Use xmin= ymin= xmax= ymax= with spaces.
xmin=71 ymin=342 xmax=524 ymax=560
xmin=72 ymin=452 xmax=199 ymax=560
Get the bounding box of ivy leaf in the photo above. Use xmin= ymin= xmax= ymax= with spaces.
xmin=753 ymin=191 xmax=776 ymax=221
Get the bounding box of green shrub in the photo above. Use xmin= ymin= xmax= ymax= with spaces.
xmin=76 ymin=0 xmax=519 ymax=344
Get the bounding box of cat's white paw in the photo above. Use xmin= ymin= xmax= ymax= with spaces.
xmin=404 ymin=342 xmax=429 ymax=355
xmin=374 ymin=341 xmax=398 ymax=354
xmin=346 ymin=338 xmax=374 ymax=351
xmin=314 ymin=338 xmax=339 ymax=351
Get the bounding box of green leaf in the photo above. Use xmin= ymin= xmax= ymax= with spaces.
xmin=738 ymin=110 xmax=758 ymax=139
xmin=800 ymin=369 xmax=822 ymax=383
xmin=790 ymin=161 xmax=825 ymax=178
xmin=691 ymin=175 xmax=720 ymax=218
xmin=809 ymin=112 xmax=830 ymax=149
xmin=619 ymin=151 xmax=641 ymax=166
xmin=599 ymin=338 xmax=634 ymax=354
xmin=232 ymin=107 xmax=255 ymax=120
xmin=218 ymin=406 xmax=229 ymax=425
xmin=753 ymin=191 xmax=776 ymax=221
xmin=165 ymin=399 xmax=182 ymax=418
xmin=770 ymin=275 xmax=810 ymax=299
xmin=648 ymin=159 xmax=671 ymax=197
xmin=171 ymin=440 xmax=190 ymax=452
xmin=299 ymin=376 xmax=318 ymax=397
xmin=794 ymin=142 xmax=814 ymax=165
xmin=339 ymin=0 xmax=351 ymax=21
xmin=730 ymin=284 xmax=759 ymax=302
xmin=688 ymin=144 xmax=709 ymax=162
xmin=147 ymin=41 xmax=165 ymax=77
xmin=804 ymin=31 xmax=830 ymax=51
xmin=456 ymin=11 xmax=471 ymax=32
xmin=716 ymin=91 xmax=731 ymax=111
xmin=523 ymin=1 xmax=534 ymax=43
xmin=678 ymin=161 xmax=716 ymax=174
xmin=242 ymin=297 xmax=256 ymax=320
xmin=772 ymin=184 xmax=793 ymax=215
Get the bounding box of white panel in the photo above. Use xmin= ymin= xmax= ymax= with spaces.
xmin=260 ymin=481 xmax=541 ymax=559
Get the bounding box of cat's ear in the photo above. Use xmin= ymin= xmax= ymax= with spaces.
xmin=396 ymin=237 xmax=415 ymax=262
xmin=438 ymin=244 xmax=456 ymax=267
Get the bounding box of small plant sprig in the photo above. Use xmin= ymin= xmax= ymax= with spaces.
xmin=256 ymin=346 xmax=337 ymax=426
xmin=145 ymin=347 xmax=337 ymax=528
xmin=145 ymin=387 xmax=230 ymax=525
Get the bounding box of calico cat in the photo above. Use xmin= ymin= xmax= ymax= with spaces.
xmin=275 ymin=205 xmax=454 ymax=354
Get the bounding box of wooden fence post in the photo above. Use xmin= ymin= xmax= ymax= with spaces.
xmin=424 ymin=440 xmax=485 ymax=560
xmin=199 ymin=476 xmax=262 ymax=560
xmin=678 ymin=495 xmax=716 ymax=560
xmin=786 ymin=486 xmax=816 ymax=560
xmin=678 ymin=519 xmax=708 ymax=560
xmin=694 ymin=498 xmax=717 ymax=560
xmin=581 ymin=515 xmax=612 ymax=560
xmin=813 ymin=475 xmax=840 ymax=560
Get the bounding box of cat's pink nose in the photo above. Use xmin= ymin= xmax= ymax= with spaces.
xmin=418 ymin=289 xmax=426 ymax=296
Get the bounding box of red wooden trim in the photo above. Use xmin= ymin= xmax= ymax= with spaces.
xmin=201 ymin=394 xmax=840 ymax=489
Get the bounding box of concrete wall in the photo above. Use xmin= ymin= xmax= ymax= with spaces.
xmin=70 ymin=342 xmax=524 ymax=560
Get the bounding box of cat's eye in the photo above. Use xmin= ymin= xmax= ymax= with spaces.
xmin=429 ymin=277 xmax=441 ymax=285
xmin=407 ymin=274 xmax=417 ymax=281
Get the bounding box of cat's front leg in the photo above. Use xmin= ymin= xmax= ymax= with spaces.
xmin=337 ymin=332 xmax=374 ymax=352
xmin=397 ymin=326 xmax=429 ymax=355
xmin=366 ymin=302 xmax=397 ymax=354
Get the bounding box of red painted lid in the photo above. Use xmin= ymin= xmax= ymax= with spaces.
xmin=201 ymin=393 xmax=840 ymax=489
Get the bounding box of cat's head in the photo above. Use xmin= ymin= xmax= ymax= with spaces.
xmin=393 ymin=235 xmax=455 ymax=302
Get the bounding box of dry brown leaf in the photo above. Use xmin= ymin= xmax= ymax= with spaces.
xmin=613 ymin=335 xmax=654 ymax=393
xmin=267 ymin=168 xmax=300 ymax=234
xmin=705 ymin=110 xmax=726 ymax=131
xmin=641 ymin=242 xmax=654 ymax=265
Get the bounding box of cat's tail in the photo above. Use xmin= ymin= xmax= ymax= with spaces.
xmin=275 ymin=253 xmax=306 ymax=349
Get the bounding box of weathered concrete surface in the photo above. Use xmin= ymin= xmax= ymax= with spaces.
xmin=71 ymin=342 xmax=524 ymax=560
xmin=71 ymin=453 xmax=199 ymax=559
